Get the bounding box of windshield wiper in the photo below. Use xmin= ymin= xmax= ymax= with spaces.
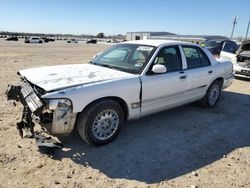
xmin=99 ymin=64 xmax=116 ymax=70
xmin=89 ymin=61 xmax=113 ymax=68
xmin=91 ymin=62 xmax=125 ymax=72
xmin=89 ymin=61 xmax=96 ymax=65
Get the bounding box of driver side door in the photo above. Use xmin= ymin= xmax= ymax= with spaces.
xmin=140 ymin=45 xmax=187 ymax=116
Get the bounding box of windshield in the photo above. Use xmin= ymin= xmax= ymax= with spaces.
xmin=203 ymin=40 xmax=221 ymax=48
xmin=90 ymin=44 xmax=155 ymax=74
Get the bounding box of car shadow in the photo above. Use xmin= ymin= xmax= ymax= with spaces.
xmin=51 ymin=91 xmax=250 ymax=184
xmin=235 ymin=77 xmax=250 ymax=82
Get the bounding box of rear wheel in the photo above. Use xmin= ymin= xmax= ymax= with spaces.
xmin=77 ymin=100 xmax=124 ymax=146
xmin=199 ymin=80 xmax=222 ymax=108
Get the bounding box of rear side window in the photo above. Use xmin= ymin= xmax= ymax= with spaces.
xmin=182 ymin=46 xmax=210 ymax=69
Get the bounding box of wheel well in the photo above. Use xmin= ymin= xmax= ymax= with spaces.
xmin=214 ymin=77 xmax=224 ymax=88
xmin=80 ymin=97 xmax=129 ymax=121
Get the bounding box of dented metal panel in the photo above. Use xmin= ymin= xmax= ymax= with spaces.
xmin=51 ymin=109 xmax=77 ymax=135
xmin=18 ymin=64 xmax=134 ymax=92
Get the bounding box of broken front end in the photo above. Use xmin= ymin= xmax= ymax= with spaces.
xmin=6 ymin=79 xmax=77 ymax=138
xmin=235 ymin=53 xmax=250 ymax=78
xmin=235 ymin=41 xmax=250 ymax=78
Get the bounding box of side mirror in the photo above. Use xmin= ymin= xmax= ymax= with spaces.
xmin=152 ymin=64 xmax=167 ymax=74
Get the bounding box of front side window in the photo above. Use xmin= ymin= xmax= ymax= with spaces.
xmin=153 ymin=46 xmax=182 ymax=72
xmin=182 ymin=46 xmax=210 ymax=69
xmin=91 ymin=44 xmax=155 ymax=74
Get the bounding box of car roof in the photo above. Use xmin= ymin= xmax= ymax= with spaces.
xmin=123 ymin=39 xmax=196 ymax=47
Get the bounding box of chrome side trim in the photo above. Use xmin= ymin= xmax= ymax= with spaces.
xmin=142 ymin=85 xmax=206 ymax=104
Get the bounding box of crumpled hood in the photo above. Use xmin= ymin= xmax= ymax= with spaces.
xmin=18 ymin=64 xmax=133 ymax=92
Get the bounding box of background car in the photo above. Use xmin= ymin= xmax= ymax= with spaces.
xmin=220 ymin=40 xmax=250 ymax=78
xmin=6 ymin=36 xmax=18 ymax=41
xmin=86 ymin=39 xmax=97 ymax=44
xmin=67 ymin=38 xmax=78 ymax=43
xmin=42 ymin=37 xmax=55 ymax=42
xmin=201 ymin=39 xmax=238 ymax=56
xmin=25 ymin=37 xmax=44 ymax=43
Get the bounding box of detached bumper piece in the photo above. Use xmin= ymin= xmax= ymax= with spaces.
xmin=5 ymin=81 xmax=44 ymax=138
xmin=35 ymin=132 xmax=63 ymax=156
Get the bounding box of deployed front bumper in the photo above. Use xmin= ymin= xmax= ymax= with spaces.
xmin=6 ymin=80 xmax=76 ymax=137
xmin=234 ymin=64 xmax=250 ymax=78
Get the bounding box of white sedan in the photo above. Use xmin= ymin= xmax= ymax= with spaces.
xmin=6 ymin=40 xmax=234 ymax=145
xmin=25 ymin=36 xmax=44 ymax=43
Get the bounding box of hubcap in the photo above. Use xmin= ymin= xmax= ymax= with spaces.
xmin=92 ymin=109 xmax=119 ymax=140
xmin=209 ymin=84 xmax=220 ymax=105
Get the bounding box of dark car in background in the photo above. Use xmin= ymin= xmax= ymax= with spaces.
xmin=201 ymin=39 xmax=238 ymax=56
xmin=86 ymin=39 xmax=97 ymax=44
xmin=6 ymin=36 xmax=18 ymax=41
xmin=42 ymin=37 xmax=55 ymax=42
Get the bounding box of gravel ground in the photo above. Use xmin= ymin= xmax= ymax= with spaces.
xmin=0 ymin=39 xmax=249 ymax=188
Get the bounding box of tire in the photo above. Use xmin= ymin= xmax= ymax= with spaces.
xmin=77 ymin=100 xmax=124 ymax=146
xmin=199 ymin=80 xmax=222 ymax=108
xmin=39 ymin=40 xmax=42 ymax=43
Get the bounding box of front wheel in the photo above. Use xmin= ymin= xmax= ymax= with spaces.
xmin=199 ymin=81 xmax=222 ymax=108
xmin=77 ymin=100 xmax=124 ymax=146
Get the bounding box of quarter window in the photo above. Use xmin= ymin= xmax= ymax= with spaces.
xmin=153 ymin=46 xmax=182 ymax=72
xmin=182 ymin=46 xmax=210 ymax=69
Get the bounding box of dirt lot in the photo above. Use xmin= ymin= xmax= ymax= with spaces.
xmin=0 ymin=39 xmax=249 ymax=188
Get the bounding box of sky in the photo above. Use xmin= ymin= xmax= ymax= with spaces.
xmin=0 ymin=0 xmax=249 ymax=37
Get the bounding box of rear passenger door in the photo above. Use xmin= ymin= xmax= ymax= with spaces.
xmin=180 ymin=45 xmax=213 ymax=100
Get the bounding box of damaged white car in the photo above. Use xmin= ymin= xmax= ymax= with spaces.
xmin=220 ymin=40 xmax=250 ymax=78
xmin=6 ymin=40 xmax=234 ymax=146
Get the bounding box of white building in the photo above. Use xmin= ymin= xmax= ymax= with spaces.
xmin=126 ymin=31 xmax=228 ymax=45
xmin=126 ymin=31 xmax=175 ymax=41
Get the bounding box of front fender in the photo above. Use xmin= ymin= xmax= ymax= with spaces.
xmin=42 ymin=77 xmax=141 ymax=120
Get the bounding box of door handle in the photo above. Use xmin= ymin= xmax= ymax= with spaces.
xmin=208 ymin=70 xmax=213 ymax=74
xmin=180 ymin=75 xmax=187 ymax=80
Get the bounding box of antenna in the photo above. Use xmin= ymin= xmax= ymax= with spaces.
xmin=230 ymin=16 xmax=239 ymax=39
xmin=245 ymin=19 xmax=250 ymax=40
